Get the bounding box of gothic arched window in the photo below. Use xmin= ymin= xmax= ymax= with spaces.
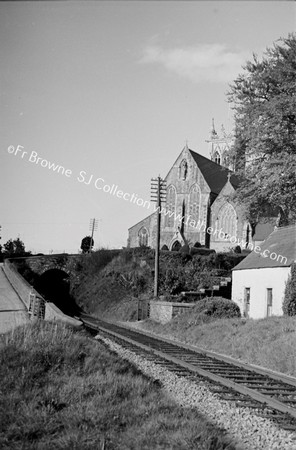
xmin=189 ymin=184 xmax=201 ymax=225
xmin=218 ymin=203 xmax=237 ymax=239
xmin=138 ymin=227 xmax=149 ymax=247
xmin=214 ymin=151 xmax=221 ymax=165
xmin=171 ymin=241 xmax=181 ymax=252
xmin=165 ymin=185 xmax=176 ymax=228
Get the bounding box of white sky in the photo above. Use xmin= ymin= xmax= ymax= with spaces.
xmin=1 ymin=1 xmax=295 ymax=253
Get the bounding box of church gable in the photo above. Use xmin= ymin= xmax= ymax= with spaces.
xmin=128 ymin=212 xmax=156 ymax=248
xmin=163 ymin=146 xmax=212 ymax=245
xmin=128 ymin=143 xmax=239 ymax=251
xmin=164 ymin=145 xmax=210 ymax=194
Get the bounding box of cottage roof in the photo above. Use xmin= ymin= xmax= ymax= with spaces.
xmin=233 ymin=224 xmax=296 ymax=270
xmin=189 ymin=149 xmax=240 ymax=194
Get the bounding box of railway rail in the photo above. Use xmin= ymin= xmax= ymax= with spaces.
xmin=79 ymin=313 xmax=296 ymax=431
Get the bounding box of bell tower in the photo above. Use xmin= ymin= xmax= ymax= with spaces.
xmin=205 ymin=118 xmax=234 ymax=170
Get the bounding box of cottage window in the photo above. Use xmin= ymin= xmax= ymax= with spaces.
xmin=266 ymin=288 xmax=273 ymax=317
xmin=244 ymin=287 xmax=250 ymax=318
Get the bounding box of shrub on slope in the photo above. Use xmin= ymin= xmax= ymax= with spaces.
xmin=168 ymin=297 xmax=241 ymax=330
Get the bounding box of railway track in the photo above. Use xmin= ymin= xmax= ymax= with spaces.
xmin=79 ymin=313 xmax=296 ymax=431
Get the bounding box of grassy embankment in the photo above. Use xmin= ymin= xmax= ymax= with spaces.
xmin=71 ymin=249 xmax=296 ymax=378
xmin=0 ymin=321 xmax=235 ymax=450
xmin=71 ymin=247 xmax=244 ymax=321
xmin=134 ymin=313 xmax=296 ymax=378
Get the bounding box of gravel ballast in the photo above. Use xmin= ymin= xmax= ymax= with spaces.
xmin=96 ymin=334 xmax=296 ymax=450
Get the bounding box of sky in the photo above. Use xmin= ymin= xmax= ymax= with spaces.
xmin=1 ymin=1 xmax=295 ymax=254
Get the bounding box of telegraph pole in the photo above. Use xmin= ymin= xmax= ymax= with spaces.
xmin=0 ymin=225 xmax=2 ymax=260
xmin=151 ymin=176 xmax=166 ymax=297
xmin=89 ymin=218 xmax=98 ymax=252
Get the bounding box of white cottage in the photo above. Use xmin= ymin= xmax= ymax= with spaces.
xmin=232 ymin=224 xmax=296 ymax=319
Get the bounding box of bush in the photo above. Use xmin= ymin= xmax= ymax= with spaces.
xmin=193 ymin=297 xmax=241 ymax=320
xmin=81 ymin=249 xmax=121 ymax=274
xmin=283 ymin=264 xmax=296 ymax=316
xmin=161 ymin=267 xmax=187 ymax=294
xmin=190 ymin=247 xmax=215 ymax=256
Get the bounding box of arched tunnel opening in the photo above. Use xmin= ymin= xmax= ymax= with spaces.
xmin=35 ymin=269 xmax=82 ymax=317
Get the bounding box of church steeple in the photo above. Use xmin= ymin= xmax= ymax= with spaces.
xmin=205 ymin=118 xmax=234 ymax=169
xmin=210 ymin=118 xmax=218 ymax=139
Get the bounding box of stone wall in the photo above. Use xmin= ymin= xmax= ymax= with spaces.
xmin=45 ymin=302 xmax=82 ymax=328
xmin=23 ymin=254 xmax=81 ymax=275
xmin=149 ymin=300 xmax=195 ymax=324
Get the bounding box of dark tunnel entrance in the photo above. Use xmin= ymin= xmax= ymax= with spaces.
xmin=35 ymin=269 xmax=82 ymax=317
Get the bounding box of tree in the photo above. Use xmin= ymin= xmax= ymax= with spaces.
xmin=80 ymin=236 xmax=94 ymax=253
xmin=3 ymin=237 xmax=29 ymax=258
xmin=283 ymin=264 xmax=296 ymax=316
xmin=227 ymin=34 xmax=296 ymax=224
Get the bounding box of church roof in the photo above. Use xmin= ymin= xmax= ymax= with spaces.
xmin=189 ymin=149 xmax=240 ymax=194
xmin=233 ymin=224 xmax=296 ymax=270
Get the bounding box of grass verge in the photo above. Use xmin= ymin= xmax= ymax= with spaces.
xmin=0 ymin=321 xmax=235 ymax=450
xmin=134 ymin=313 xmax=296 ymax=377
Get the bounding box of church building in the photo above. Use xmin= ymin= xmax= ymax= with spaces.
xmin=128 ymin=121 xmax=254 ymax=252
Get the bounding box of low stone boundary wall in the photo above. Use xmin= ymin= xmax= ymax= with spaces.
xmin=149 ymin=300 xmax=196 ymax=324
xmin=45 ymin=302 xmax=82 ymax=327
xmin=3 ymin=259 xmax=82 ymax=328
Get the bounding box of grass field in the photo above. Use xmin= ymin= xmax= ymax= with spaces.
xmin=0 ymin=321 xmax=235 ymax=450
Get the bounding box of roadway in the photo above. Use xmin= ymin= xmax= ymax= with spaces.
xmin=0 ymin=263 xmax=29 ymax=334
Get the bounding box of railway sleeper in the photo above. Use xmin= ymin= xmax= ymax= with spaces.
xmin=183 ymin=363 xmax=238 ymax=369
xmin=257 ymin=386 xmax=296 ymax=392
xmin=276 ymin=398 xmax=296 ymax=404
xmin=234 ymin=402 xmax=265 ymax=409
xmin=219 ymin=395 xmax=250 ymax=401
xmin=259 ymin=391 xmax=296 ymax=397
xmin=224 ymin=377 xmax=271 ymax=383
xmin=197 ymin=368 xmax=255 ymax=374
xmin=209 ymin=388 xmax=234 ymax=394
